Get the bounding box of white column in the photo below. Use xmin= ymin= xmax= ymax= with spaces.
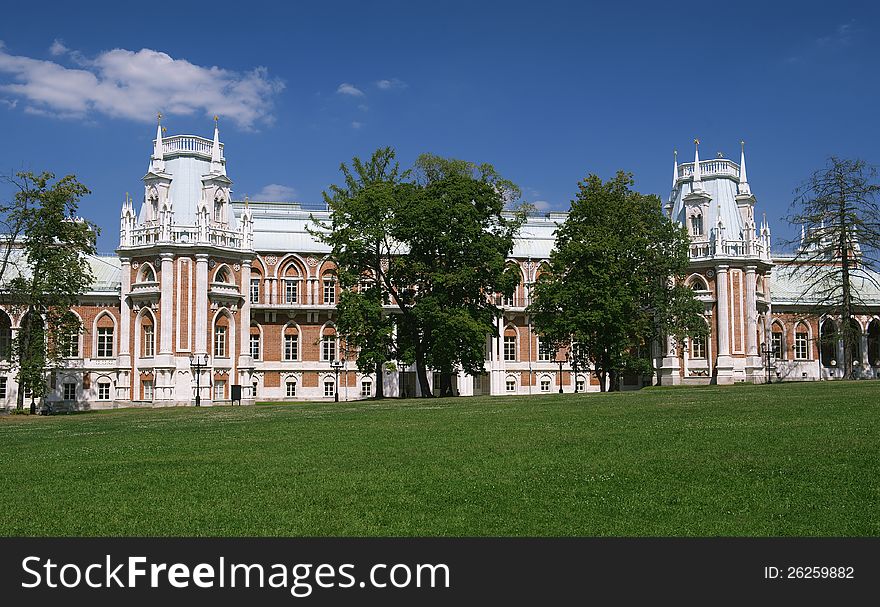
xmin=195 ymin=254 xmax=209 ymax=354
xmin=745 ymin=266 xmax=758 ymax=356
xmin=715 ymin=265 xmax=734 ymax=383
xmin=159 ymin=253 xmax=174 ymax=354
xmin=117 ymin=257 xmax=132 ymax=401
xmin=716 ymin=265 xmax=731 ymax=357
xmin=238 ymin=258 xmax=254 ymax=401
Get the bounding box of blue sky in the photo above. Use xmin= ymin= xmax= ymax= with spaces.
xmin=1 ymin=1 xmax=877 ymax=252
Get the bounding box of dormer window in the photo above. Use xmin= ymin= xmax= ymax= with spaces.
xmin=691 ymin=213 xmax=703 ymax=237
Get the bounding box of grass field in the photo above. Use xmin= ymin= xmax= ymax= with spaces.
xmin=0 ymin=381 xmax=877 ymax=536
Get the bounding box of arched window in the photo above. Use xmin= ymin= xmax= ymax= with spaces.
xmin=503 ymin=326 xmax=518 ymax=361
xmin=322 ymin=271 xmax=337 ymax=305
xmin=688 ymin=275 xmax=709 ymax=291
xmin=214 ymin=312 xmax=231 ymax=358
xmin=214 ymin=265 xmax=231 ymax=284
xmin=141 ymin=314 xmax=155 ymax=358
xmin=95 ymin=313 xmax=116 ymax=358
xmin=0 ymin=310 xmax=12 ymax=360
xmin=794 ymin=322 xmax=810 ymax=360
xmin=250 ymin=270 xmax=261 ymax=304
xmin=214 ymin=196 xmax=225 ymax=223
xmin=321 ymin=324 xmax=337 ymax=361
xmin=249 ymin=324 xmax=261 ymax=360
xmin=868 ymin=320 xmax=880 ymax=367
xmin=505 ymin=375 xmax=518 ymax=392
xmin=848 ymin=319 xmax=862 ymax=366
xmin=690 ymin=334 xmax=707 ymax=359
xmin=284 ymin=265 xmax=302 ymax=304
xmin=771 ymin=321 xmax=785 ymax=360
xmin=283 ymin=323 xmax=299 ymax=361
xmin=691 ymin=213 xmax=704 ymax=236
xmin=820 ymin=320 xmax=837 ymax=367
xmin=285 ymin=378 xmax=297 ymax=398
xmin=138 ymin=264 xmax=156 ymax=283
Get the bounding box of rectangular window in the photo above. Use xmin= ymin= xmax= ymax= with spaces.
xmin=795 ymin=332 xmax=809 ymax=360
xmin=63 ymin=382 xmax=76 ymax=400
xmin=62 ymin=330 xmax=79 ymax=358
xmin=323 ymin=279 xmax=336 ymax=305
xmin=97 ymin=382 xmax=110 ymax=401
xmin=503 ymin=336 xmax=516 ymax=361
xmin=143 ymin=380 xmax=154 ymax=401
xmin=772 ymin=333 xmax=784 ymax=360
xmin=0 ymin=377 xmax=6 ymax=399
xmin=322 ymin=337 xmax=336 ymax=362
xmin=250 ymin=334 xmax=261 ymax=360
xmin=361 ymin=380 xmax=372 ymax=397
xmin=250 ymin=278 xmax=260 ymax=304
xmin=540 ymin=379 xmax=550 ymax=392
xmin=506 ymin=379 xmax=516 ymax=392
xmin=285 ymin=280 xmax=298 ymax=304
xmin=286 ymin=381 xmax=297 ymax=398
xmin=691 ymin=336 xmax=706 ymax=359
xmin=324 ymin=381 xmax=335 ymax=398
xmin=576 ymin=379 xmax=585 ymax=392
xmin=214 ymin=380 xmax=226 ymax=400
xmin=538 ymin=342 xmax=553 ymax=362
xmin=97 ymin=327 xmax=114 ymax=358
xmin=284 ymin=334 xmax=298 ymax=361
xmin=214 ymin=326 xmax=227 ymax=357
xmin=143 ymin=325 xmax=154 ymax=357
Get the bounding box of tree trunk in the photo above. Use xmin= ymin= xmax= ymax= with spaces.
xmin=439 ymin=372 xmax=454 ymax=397
xmin=374 ymin=360 xmax=385 ymax=399
xmin=414 ymin=342 xmax=432 ymax=397
xmin=838 ymin=175 xmax=853 ymax=380
xmin=597 ymin=368 xmax=607 ymax=392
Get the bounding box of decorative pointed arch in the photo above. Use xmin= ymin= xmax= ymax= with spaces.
xmin=92 ymin=310 xmax=117 ymax=359
xmin=136 ymin=308 xmax=157 ymax=359
xmin=686 ymin=273 xmax=709 ymax=292
xmin=320 ymin=321 xmax=338 ymax=361
xmin=136 ymin=262 xmax=157 ymax=283
xmin=249 ymin=321 xmax=263 ymax=360
xmin=503 ymin=323 xmax=519 ymax=362
xmin=282 ymin=320 xmax=301 ymax=361
xmin=211 ymin=307 xmax=235 ymax=359
xmin=212 ymin=263 xmax=233 ymax=284
xmin=867 ymin=318 xmax=880 ymax=367
xmin=820 ymin=318 xmax=837 ymax=367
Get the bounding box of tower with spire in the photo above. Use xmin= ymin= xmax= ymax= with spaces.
xmin=115 ymin=116 xmax=255 ymax=407
xmin=658 ymin=139 xmax=774 ymax=385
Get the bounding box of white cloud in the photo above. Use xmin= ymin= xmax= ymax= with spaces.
xmin=49 ymin=39 xmax=68 ymax=56
xmin=351 ymin=121 xmax=362 ymax=130
xmin=375 ymin=78 xmax=407 ymax=90
xmin=336 ymin=82 xmax=364 ymax=97
xmin=250 ymin=184 xmax=298 ymax=202
xmin=0 ymin=98 xmax=16 ymax=109
xmin=0 ymin=44 xmax=284 ymax=129
xmin=532 ymin=200 xmax=552 ymax=212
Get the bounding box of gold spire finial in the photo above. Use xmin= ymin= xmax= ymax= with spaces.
xmin=740 ymin=139 xmax=745 ymax=150
xmin=157 ymin=112 xmax=162 ymax=124
xmin=674 ymin=149 xmax=678 ymax=158
xmin=214 ymin=114 xmax=219 ymax=125
xmin=694 ymin=138 xmax=700 ymax=146
xmin=162 ymin=126 xmax=167 ymax=134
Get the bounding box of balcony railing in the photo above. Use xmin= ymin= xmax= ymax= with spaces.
xmin=127 ymin=224 xmax=244 ymax=249
xmin=160 ymin=135 xmax=223 ymax=159
xmin=677 ymin=159 xmax=740 ymax=181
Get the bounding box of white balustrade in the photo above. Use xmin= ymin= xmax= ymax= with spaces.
xmin=159 ymin=135 xmax=224 ymax=159
xmin=677 ymin=159 xmax=740 ymax=181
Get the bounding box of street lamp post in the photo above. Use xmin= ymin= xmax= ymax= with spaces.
xmin=190 ymin=353 xmax=208 ymax=406
xmin=555 ymin=351 xmax=567 ymax=394
xmin=330 ymin=359 xmax=344 ymax=402
xmin=760 ymin=342 xmax=773 ymax=384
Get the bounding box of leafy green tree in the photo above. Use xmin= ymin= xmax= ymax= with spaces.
xmin=317 ymin=148 xmax=404 ymax=399
xmin=2 ymin=172 xmax=97 ymax=412
xmin=529 ymin=171 xmax=706 ymax=391
xmin=320 ymin=150 xmax=527 ymax=398
xmin=784 ymin=157 xmax=880 ymax=379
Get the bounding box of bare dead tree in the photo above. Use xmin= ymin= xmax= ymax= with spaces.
xmin=784 ymin=157 xmax=880 ymax=379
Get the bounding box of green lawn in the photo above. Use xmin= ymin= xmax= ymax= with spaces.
xmin=0 ymin=381 xmax=877 ymax=536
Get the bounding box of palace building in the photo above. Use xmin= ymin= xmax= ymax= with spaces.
xmin=2 ymin=125 xmax=879 ymax=410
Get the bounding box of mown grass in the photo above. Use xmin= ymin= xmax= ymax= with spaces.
xmin=0 ymin=381 xmax=877 ymax=536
